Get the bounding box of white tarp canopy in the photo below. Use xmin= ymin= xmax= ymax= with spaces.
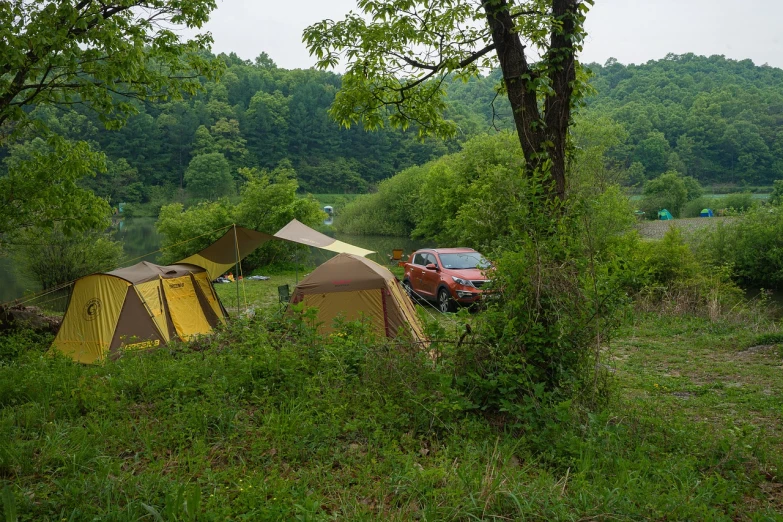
xmin=274 ymin=219 xmax=375 ymax=257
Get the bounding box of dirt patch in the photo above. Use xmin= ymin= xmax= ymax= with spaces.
xmin=738 ymin=345 xmax=781 ymax=357
xmin=636 ymin=216 xmax=736 ymax=240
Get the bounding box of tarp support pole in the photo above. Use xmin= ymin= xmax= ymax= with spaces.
xmin=233 ymin=224 xmax=240 ymax=315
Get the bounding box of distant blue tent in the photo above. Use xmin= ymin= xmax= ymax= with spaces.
xmin=700 ymin=208 xmax=714 ymax=217
xmin=658 ymin=209 xmax=673 ymax=220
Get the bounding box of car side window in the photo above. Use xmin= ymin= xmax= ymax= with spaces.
xmin=425 ymin=254 xmax=438 ymax=267
xmin=412 ymin=253 xmax=427 ymax=266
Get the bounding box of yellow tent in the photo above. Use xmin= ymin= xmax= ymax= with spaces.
xmin=291 ymin=253 xmax=426 ymax=344
xmin=51 ymin=262 xmax=225 ymax=364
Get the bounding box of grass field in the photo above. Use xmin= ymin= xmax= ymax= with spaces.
xmin=2 ymin=274 xmax=783 ymax=519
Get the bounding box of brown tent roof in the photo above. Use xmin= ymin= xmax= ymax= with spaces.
xmin=295 ymin=253 xmax=395 ymax=294
xmin=107 ymin=261 xmax=206 ymax=284
xmin=178 ymin=226 xmax=273 ymax=280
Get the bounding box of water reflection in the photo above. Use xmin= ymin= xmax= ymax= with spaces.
xmin=113 ymin=217 xmax=161 ymax=264
xmin=0 ymin=256 xmax=38 ymax=304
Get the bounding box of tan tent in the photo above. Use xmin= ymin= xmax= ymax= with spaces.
xmin=291 ymin=253 xmax=426 ymax=343
xmin=51 ymin=262 xmax=226 ymax=364
xmin=274 ymin=219 xmax=375 ymax=257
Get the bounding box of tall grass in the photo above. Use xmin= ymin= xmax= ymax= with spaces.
xmin=2 ymin=296 xmax=782 ymax=519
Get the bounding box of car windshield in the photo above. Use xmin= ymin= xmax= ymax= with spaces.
xmin=439 ymin=252 xmax=490 ymax=270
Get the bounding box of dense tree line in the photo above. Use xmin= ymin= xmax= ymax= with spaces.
xmin=584 ymin=54 xmax=783 ymax=185
xmin=3 ymin=52 xmax=782 ymax=209
xmin=0 ymin=53 xmax=454 ymax=204
xmin=446 ymin=54 xmax=783 ymax=186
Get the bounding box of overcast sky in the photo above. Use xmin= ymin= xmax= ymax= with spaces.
xmin=194 ymin=0 xmax=783 ymax=70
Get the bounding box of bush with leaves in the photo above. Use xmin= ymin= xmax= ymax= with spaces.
xmin=769 ymin=180 xmax=783 ymax=206
xmin=715 ymin=192 xmax=755 ymax=214
xmin=697 ymin=206 xmax=783 ymax=289
xmin=639 ymin=171 xmax=702 ymax=218
xmin=184 ymin=153 xmax=234 ymax=201
xmin=629 ymin=227 xmax=743 ymax=318
xmin=13 ymin=222 xmax=123 ymax=290
xmin=682 ymin=196 xmax=717 ymax=218
xmin=413 ymin=132 xmax=527 ymax=248
xmin=335 ymin=165 xmax=425 ymax=236
xmin=157 ymin=163 xmax=323 ymax=272
xmin=449 ymin=177 xmax=637 ymax=428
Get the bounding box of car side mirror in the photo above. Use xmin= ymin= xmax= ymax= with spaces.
xmin=425 ymin=263 xmax=439 ymax=271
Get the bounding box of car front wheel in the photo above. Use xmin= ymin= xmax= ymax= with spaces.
xmin=438 ymin=287 xmax=456 ymax=313
xmin=402 ymin=279 xmax=415 ymax=300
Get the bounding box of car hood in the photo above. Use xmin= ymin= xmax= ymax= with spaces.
xmin=444 ymin=268 xmax=490 ymax=280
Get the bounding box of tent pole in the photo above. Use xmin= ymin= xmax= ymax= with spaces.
xmin=233 ymin=224 xmax=240 ymax=315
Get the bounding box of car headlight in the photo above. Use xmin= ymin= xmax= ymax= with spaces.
xmin=452 ymin=276 xmax=473 ymax=287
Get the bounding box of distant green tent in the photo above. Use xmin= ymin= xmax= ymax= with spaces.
xmin=658 ymin=209 xmax=673 ymax=220
xmin=700 ymin=208 xmax=714 ymax=217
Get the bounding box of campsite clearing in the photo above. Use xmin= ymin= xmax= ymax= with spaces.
xmin=636 ymin=216 xmax=737 ymax=239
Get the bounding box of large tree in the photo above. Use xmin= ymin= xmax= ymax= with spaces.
xmin=0 ymin=0 xmax=220 ymax=250
xmin=0 ymin=0 xmax=218 ymax=131
xmin=304 ymin=0 xmax=592 ymax=200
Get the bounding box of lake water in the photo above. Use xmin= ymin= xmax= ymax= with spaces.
xmin=0 ymin=217 xmax=428 ymax=305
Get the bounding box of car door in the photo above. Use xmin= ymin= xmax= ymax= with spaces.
xmin=419 ymin=253 xmax=441 ymax=297
xmin=409 ymin=252 xmax=430 ymax=297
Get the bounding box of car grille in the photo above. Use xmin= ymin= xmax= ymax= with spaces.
xmin=471 ymin=280 xmax=490 ymax=289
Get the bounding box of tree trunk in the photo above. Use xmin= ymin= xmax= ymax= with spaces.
xmin=544 ymin=0 xmax=579 ymax=200
xmin=483 ymin=0 xmax=579 ymax=201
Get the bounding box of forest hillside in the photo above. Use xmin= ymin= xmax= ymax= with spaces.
xmin=2 ymin=53 xmax=780 ymax=205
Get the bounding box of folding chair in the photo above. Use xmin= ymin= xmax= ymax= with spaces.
xmin=388 ymin=249 xmax=406 ymax=266
xmin=277 ymin=284 xmax=290 ymax=310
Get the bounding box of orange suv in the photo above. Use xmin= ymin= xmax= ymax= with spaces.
xmin=402 ymin=248 xmax=492 ymax=313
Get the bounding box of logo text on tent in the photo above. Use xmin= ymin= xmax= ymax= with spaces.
xmin=332 ymin=280 xmax=351 ymax=287
xmin=83 ymin=298 xmax=102 ymax=321
xmin=123 ymin=339 xmax=160 ymax=351
xmin=169 ymin=282 xmax=185 ymax=289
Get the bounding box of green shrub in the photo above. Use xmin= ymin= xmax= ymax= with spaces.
xmin=335 ymin=165 xmax=425 ymax=236
xmin=632 ymin=227 xmax=743 ymax=318
xmin=639 ymin=171 xmax=702 ymax=218
xmin=184 ymin=152 xmax=233 ymax=201
xmin=337 ymin=132 xmax=528 ymax=245
xmin=452 ymin=182 xmax=634 ymax=429
xmin=0 ymin=329 xmax=52 ymax=363
xmin=698 ymin=206 xmax=783 ymax=288
xmin=769 ymin=180 xmax=783 ymax=206
xmin=12 ymin=223 xmax=123 ymax=290
xmin=156 ymin=164 xmax=323 ymax=271
xmin=715 ymin=192 xmax=755 ymax=213
xmin=682 ymin=196 xmax=718 ymax=218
